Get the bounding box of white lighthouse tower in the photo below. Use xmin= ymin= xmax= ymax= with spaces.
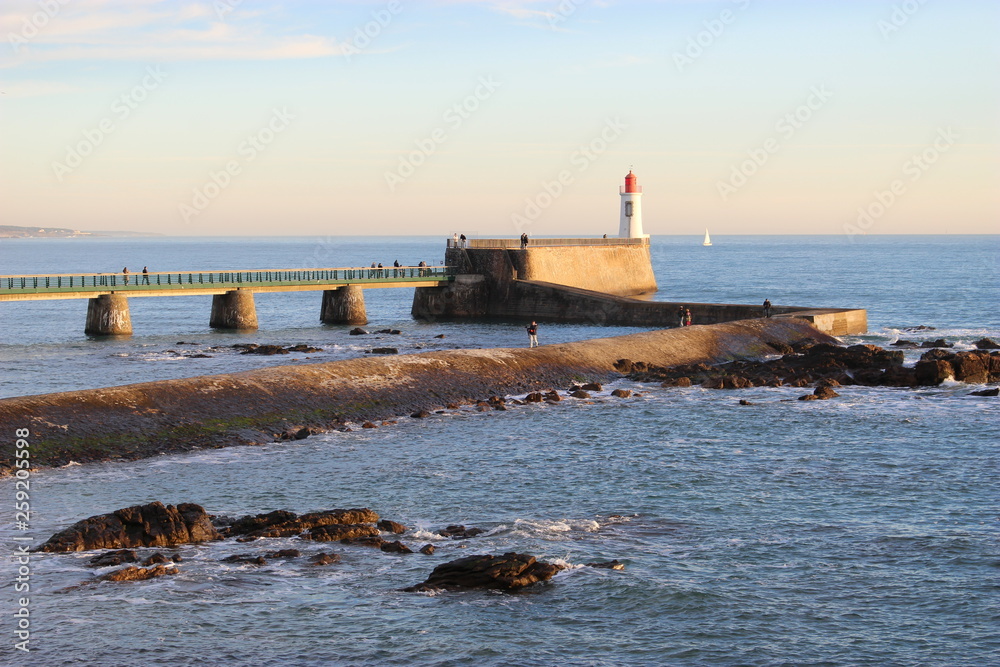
xmin=618 ymin=170 xmax=647 ymax=238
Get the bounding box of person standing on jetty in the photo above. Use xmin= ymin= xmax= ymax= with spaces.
xmin=526 ymin=321 xmax=538 ymax=347
xmin=677 ymin=305 xmax=686 ymax=327
xmin=142 ymin=266 xmax=150 ymax=284
xmin=685 ymin=308 xmax=692 ymax=326
xmin=763 ymin=299 xmax=772 ymax=318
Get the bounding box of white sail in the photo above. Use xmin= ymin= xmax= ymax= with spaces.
xmin=703 ymin=229 xmax=712 ymax=246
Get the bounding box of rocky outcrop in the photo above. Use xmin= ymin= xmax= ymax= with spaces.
xmin=36 ymin=502 xmax=219 ymax=552
xmin=218 ymin=508 xmax=380 ymax=540
xmin=97 ymin=564 xmax=178 ymax=582
xmin=623 ymin=343 xmax=1000 ymax=390
xmin=306 ymin=524 xmax=381 ymax=542
xmin=437 ymin=525 xmax=485 ymax=540
xmin=403 ymin=552 xmax=564 ymax=592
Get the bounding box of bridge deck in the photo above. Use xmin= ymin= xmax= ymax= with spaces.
xmin=0 ymin=267 xmax=454 ymax=301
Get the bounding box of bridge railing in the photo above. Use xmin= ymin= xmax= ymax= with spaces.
xmin=451 ymin=237 xmax=650 ymax=249
xmin=0 ymin=266 xmax=454 ymax=293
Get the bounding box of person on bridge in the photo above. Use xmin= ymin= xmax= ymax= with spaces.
xmin=122 ymin=267 xmax=129 ymax=285
xmin=526 ymin=321 xmax=538 ymax=348
xmin=142 ymin=266 xmax=149 ymax=285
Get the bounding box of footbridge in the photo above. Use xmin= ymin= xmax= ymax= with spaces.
xmin=0 ymin=266 xmax=454 ymax=335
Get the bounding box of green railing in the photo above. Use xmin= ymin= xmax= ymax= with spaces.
xmin=0 ymin=266 xmax=454 ymax=295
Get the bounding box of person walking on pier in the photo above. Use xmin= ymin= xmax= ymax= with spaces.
xmin=762 ymin=299 xmax=772 ymax=318
xmin=122 ymin=267 xmax=129 ymax=285
xmin=526 ymin=321 xmax=538 ymax=348
xmin=677 ymin=305 xmax=686 ymax=327
xmin=142 ymin=266 xmax=150 ymax=285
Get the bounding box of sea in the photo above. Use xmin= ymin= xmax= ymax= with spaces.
xmin=1 ymin=235 xmax=998 ymax=666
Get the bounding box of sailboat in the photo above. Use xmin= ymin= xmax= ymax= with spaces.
xmin=702 ymin=229 xmax=712 ymax=246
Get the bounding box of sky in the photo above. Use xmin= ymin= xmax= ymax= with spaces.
xmin=0 ymin=0 xmax=997 ymax=237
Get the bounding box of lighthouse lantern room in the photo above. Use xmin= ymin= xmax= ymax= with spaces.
xmin=618 ymin=170 xmax=648 ymax=238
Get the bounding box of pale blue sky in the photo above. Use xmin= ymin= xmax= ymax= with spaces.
xmin=1 ymin=0 xmax=997 ymax=236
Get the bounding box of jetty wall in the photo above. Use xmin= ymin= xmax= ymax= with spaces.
xmin=0 ymin=319 xmax=835 ymax=471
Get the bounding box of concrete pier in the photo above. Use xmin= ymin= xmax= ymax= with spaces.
xmin=84 ymin=293 xmax=133 ymax=335
xmin=210 ymin=290 xmax=258 ymax=330
xmin=320 ymin=285 xmax=367 ymax=325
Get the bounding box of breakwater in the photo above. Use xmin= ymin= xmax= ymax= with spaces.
xmin=0 ymin=318 xmax=835 ymax=471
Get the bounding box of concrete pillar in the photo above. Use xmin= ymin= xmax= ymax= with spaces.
xmin=85 ymin=293 xmax=133 ymax=335
xmin=210 ymin=290 xmax=258 ymax=330
xmin=320 ymin=286 xmax=367 ymax=325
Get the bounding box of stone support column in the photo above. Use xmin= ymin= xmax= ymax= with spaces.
xmin=320 ymin=286 xmax=367 ymax=325
xmin=210 ymin=290 xmax=258 ymax=330
xmin=85 ymin=293 xmax=133 ymax=335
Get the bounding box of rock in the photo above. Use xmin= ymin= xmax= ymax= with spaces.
xmin=661 ymin=377 xmax=692 ymax=388
xmin=525 ymin=392 xmax=544 ymax=403
xmin=265 ymin=549 xmax=301 ymax=559
xmin=403 ymin=552 xmax=564 ymax=592
xmin=438 ymin=525 xmax=485 ymax=540
xmin=37 ymin=502 xmax=220 ymax=553
xmin=419 ymin=544 xmax=436 ymax=555
xmin=410 ymin=410 xmax=431 ymax=419
xmin=341 ymin=536 xmax=386 ymax=548
xmin=613 ymin=359 xmax=634 ymax=373
xmin=768 ymin=342 xmax=794 ymax=355
xmin=738 ymin=399 xmax=753 ymax=406
xmin=378 ymin=520 xmax=407 ymax=534
xmin=902 ymin=325 xmax=936 ymax=331
xmin=97 ymin=564 xmax=177 ymax=582
xmin=287 ymin=344 xmax=322 ymax=353
xmin=186 ymin=353 xmax=212 ymax=358
xmin=221 ymin=554 xmax=267 ymax=565
xmin=544 ymin=391 xmax=562 ymax=402
xmin=306 ymin=524 xmax=381 ymax=542
xmin=970 ymin=388 xmax=999 ymax=397
xmin=348 ymin=328 xmax=368 ymax=335
xmin=309 ymin=552 xmax=341 ymax=566
xmin=142 ymin=552 xmax=170 ymax=566
xmin=974 ymin=338 xmax=1000 ymax=350
xmin=814 ymin=386 xmax=840 ymax=400
xmin=380 ymin=540 xmax=413 ymax=554
xmin=920 ymin=348 xmax=953 ymax=361
xmin=915 ymin=359 xmax=954 ymax=385
xmin=376 ymin=329 xmax=402 ymax=335
xmin=921 ymin=339 xmax=953 ymax=348
xmin=368 ymin=348 xmax=398 ymax=355
xmin=434 ymin=334 xmax=446 ymax=339
xmin=240 ymin=344 xmax=289 ymax=356
xmin=362 ymin=421 xmax=378 ymax=429
xmin=581 ymin=382 xmax=602 ymax=392
xmin=610 ymin=389 xmax=632 ymax=398
xmin=88 ymin=549 xmax=138 ymax=567
xmin=585 ymin=560 xmax=625 ymax=570
xmin=222 ymin=508 xmax=379 ymax=540
xmin=571 ymin=390 xmax=591 ymax=399
xmin=890 ymin=339 xmax=920 ymax=348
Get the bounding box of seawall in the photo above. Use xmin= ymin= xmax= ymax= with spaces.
xmin=0 ymin=318 xmax=836 ymax=472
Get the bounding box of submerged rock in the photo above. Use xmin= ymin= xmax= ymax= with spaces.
xmin=88 ymin=549 xmax=138 ymax=567
xmin=586 ymin=560 xmax=625 ymax=570
xmin=97 ymin=564 xmax=178 ymax=582
xmin=974 ymin=338 xmax=1000 ymax=350
xmin=438 ymin=525 xmax=485 ymax=540
xmin=37 ymin=502 xmax=219 ymax=553
xmin=403 ymin=552 xmax=564 ymax=592
xmin=309 ymin=552 xmax=341 ymax=566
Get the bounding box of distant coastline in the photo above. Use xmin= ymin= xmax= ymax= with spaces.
xmin=0 ymin=225 xmax=162 ymax=239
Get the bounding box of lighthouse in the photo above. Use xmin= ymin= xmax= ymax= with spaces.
xmin=618 ymin=170 xmax=647 ymax=238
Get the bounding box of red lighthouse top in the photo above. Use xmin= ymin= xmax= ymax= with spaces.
xmin=623 ymin=170 xmax=639 ymax=193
